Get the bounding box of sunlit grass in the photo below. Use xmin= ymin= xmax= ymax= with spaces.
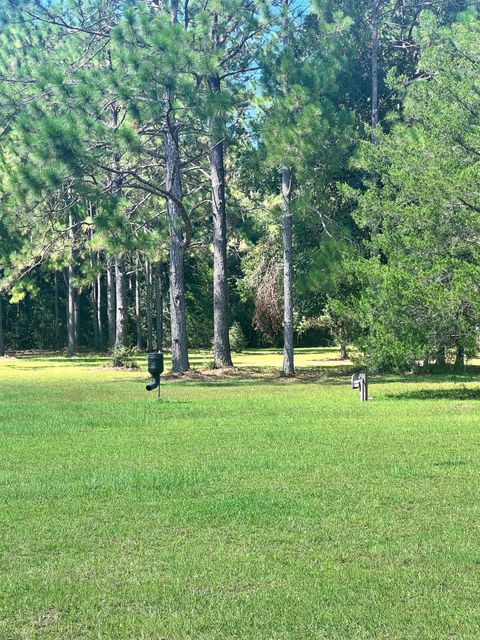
xmin=187 ymin=346 xmax=351 ymax=370
xmin=1 ymin=349 xmax=480 ymax=639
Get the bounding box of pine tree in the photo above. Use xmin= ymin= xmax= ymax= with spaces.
xmin=260 ymin=2 xmax=353 ymax=375
xmin=352 ymin=8 xmax=480 ymax=370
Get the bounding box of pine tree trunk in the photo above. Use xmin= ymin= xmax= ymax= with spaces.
xmin=92 ymin=280 xmax=100 ymax=352
xmin=145 ymin=259 xmax=153 ymax=352
xmin=67 ymin=211 xmax=77 ymax=356
xmin=0 ymin=297 xmax=4 ymax=357
xmin=90 ymin=250 xmax=99 ymax=352
xmin=108 ymin=93 xmax=124 ymax=351
xmin=370 ymin=0 xmax=381 ymax=251
xmin=97 ymin=262 xmax=103 ymax=351
xmin=148 ymin=0 xmax=188 ymax=370
xmin=165 ymin=118 xmax=189 ymax=372
xmin=282 ymin=166 xmax=294 ymax=376
xmin=279 ymin=5 xmax=294 ymax=376
xmin=67 ymin=265 xmax=76 ymax=356
xmin=115 ymin=258 xmax=127 ymax=348
xmin=54 ymin=271 xmax=60 ymax=350
xmin=160 ymin=0 xmax=188 ymax=371
xmin=74 ymin=289 xmax=80 ymax=350
xmin=135 ymin=257 xmax=143 ymax=350
xmin=107 ymin=259 xmax=116 ymax=349
xmin=208 ymin=74 xmax=232 ymax=368
xmin=155 ymin=262 xmax=163 ymax=352
xmin=371 ymin=0 xmax=380 ymax=134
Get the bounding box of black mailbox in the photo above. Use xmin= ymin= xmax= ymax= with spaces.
xmin=146 ymin=352 xmax=164 ymax=392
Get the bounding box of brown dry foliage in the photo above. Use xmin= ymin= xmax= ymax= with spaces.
xmin=253 ymin=260 xmax=283 ymax=342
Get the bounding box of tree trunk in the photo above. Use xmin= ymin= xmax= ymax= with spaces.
xmin=135 ymin=256 xmax=143 ymax=350
xmin=67 ymin=265 xmax=76 ymax=356
xmin=74 ymin=289 xmax=80 ymax=350
xmin=67 ymin=211 xmax=77 ymax=355
xmin=455 ymin=344 xmax=465 ymax=370
xmin=0 ymin=297 xmax=4 ymax=357
xmin=279 ymin=4 xmax=294 ymax=376
xmin=282 ymin=166 xmax=294 ymax=376
xmin=209 ymin=73 xmax=233 ymax=368
xmin=107 ymin=259 xmax=116 ymax=349
xmin=371 ymin=0 xmax=380 ymax=134
xmin=92 ymin=279 xmax=100 ymax=352
xmin=145 ymin=259 xmax=153 ymax=352
xmin=155 ymin=262 xmax=163 ymax=352
xmin=54 ymin=271 xmax=60 ymax=350
xmin=115 ymin=257 xmax=127 ymax=348
xmin=339 ymin=323 xmax=348 ymax=360
xmin=148 ymin=0 xmax=189 ymax=371
xmin=97 ymin=262 xmax=103 ymax=351
xmin=436 ymin=346 xmax=446 ymax=367
xmin=370 ymin=0 xmax=381 ymax=252
xmin=165 ymin=118 xmax=189 ymax=372
xmin=91 ymin=253 xmax=100 ymax=352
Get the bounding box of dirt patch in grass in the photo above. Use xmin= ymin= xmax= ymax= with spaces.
xmin=163 ymin=363 xmax=357 ymax=383
xmin=100 ymin=364 xmax=140 ymax=371
xmin=164 ymin=366 xmax=271 ymax=381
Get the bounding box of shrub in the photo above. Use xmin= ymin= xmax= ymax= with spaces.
xmin=112 ymin=345 xmax=138 ymax=369
xmin=229 ymin=322 xmax=247 ymax=353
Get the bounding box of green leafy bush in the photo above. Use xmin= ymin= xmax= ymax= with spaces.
xmin=229 ymin=322 xmax=247 ymax=353
xmin=112 ymin=346 xmax=138 ymax=369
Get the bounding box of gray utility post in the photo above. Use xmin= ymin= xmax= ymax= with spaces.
xmin=351 ymin=372 xmax=368 ymax=402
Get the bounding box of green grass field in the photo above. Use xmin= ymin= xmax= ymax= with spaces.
xmin=1 ymin=348 xmax=480 ymax=639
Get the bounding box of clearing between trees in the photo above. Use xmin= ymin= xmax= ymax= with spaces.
xmin=1 ymin=348 xmax=479 ymax=639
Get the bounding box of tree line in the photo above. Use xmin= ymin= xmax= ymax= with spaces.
xmin=0 ymin=0 xmax=477 ymax=373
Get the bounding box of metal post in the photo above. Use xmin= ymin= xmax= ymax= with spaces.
xmin=359 ymin=373 xmax=368 ymax=402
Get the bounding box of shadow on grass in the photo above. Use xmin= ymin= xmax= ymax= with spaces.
xmin=7 ymin=356 xmax=110 ymax=366
xmin=388 ymin=387 xmax=480 ymax=401
xmin=433 ymin=460 xmax=469 ymax=467
xmin=156 ymin=367 xmax=480 ymax=392
xmin=159 ymin=365 xmax=364 ymax=387
xmin=354 ymin=365 xmax=480 ymax=388
xmin=119 ymin=366 xmax=355 ymax=387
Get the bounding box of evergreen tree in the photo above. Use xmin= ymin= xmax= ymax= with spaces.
xmin=352 ymin=8 xmax=480 ymax=370
xmin=259 ymin=2 xmax=353 ymax=374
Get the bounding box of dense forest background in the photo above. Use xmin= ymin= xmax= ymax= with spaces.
xmin=0 ymin=0 xmax=478 ymax=373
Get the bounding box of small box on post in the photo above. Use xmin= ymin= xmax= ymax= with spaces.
xmin=351 ymin=372 xmax=368 ymax=401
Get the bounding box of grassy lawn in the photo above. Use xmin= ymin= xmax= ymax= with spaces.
xmin=1 ymin=348 xmax=480 ymax=639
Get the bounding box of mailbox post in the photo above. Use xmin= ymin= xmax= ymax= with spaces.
xmin=351 ymin=372 xmax=368 ymax=402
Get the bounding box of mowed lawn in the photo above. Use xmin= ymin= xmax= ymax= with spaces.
xmin=1 ymin=349 xmax=480 ymax=639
